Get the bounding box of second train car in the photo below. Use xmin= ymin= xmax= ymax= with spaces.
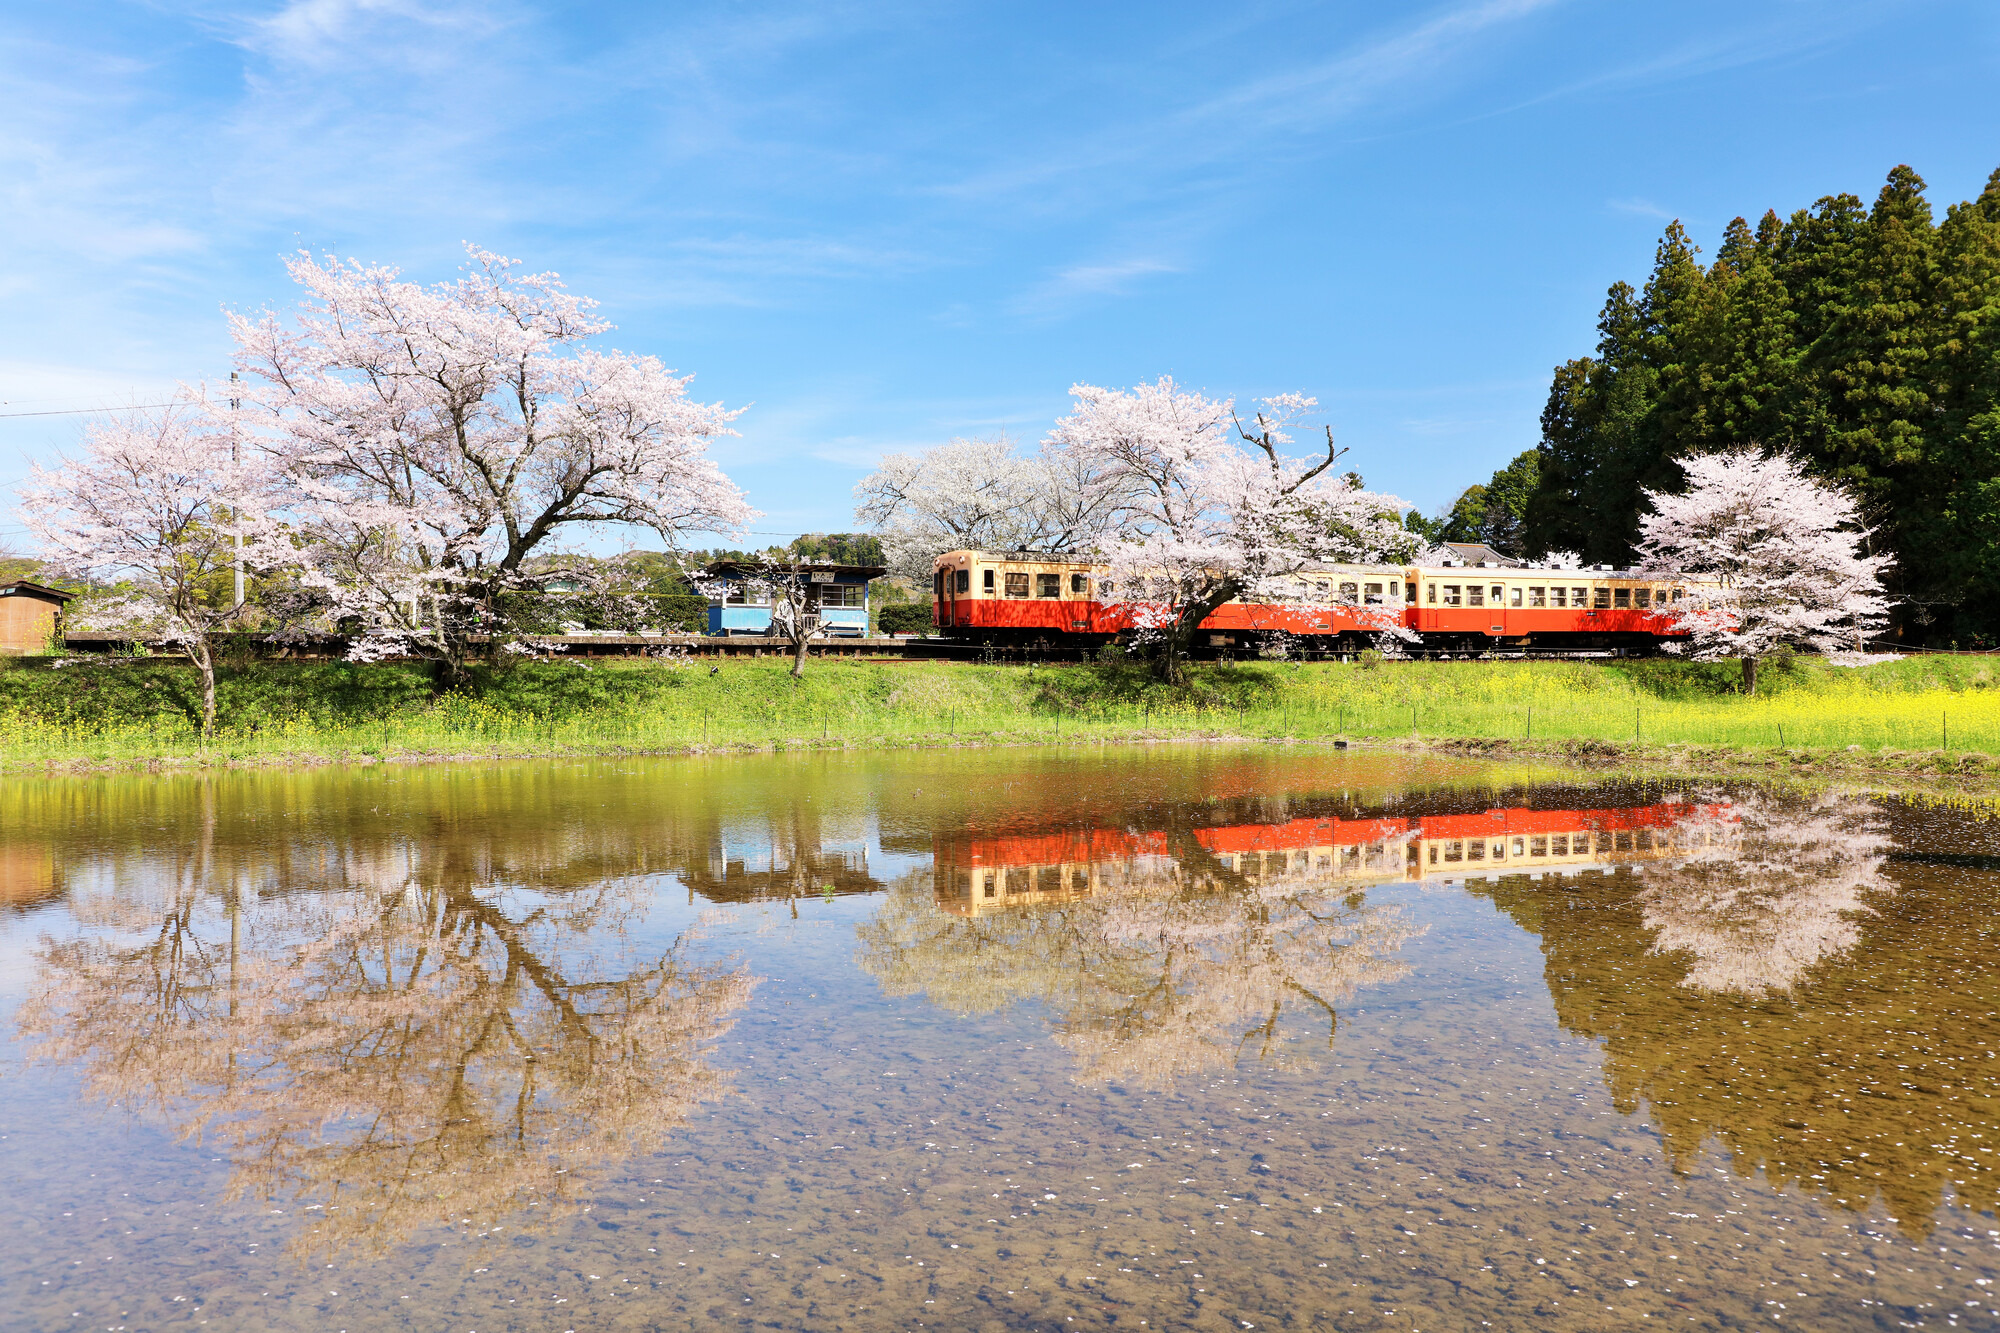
xmin=930 ymin=548 xmax=1715 ymax=656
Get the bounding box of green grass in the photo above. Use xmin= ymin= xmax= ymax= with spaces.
xmin=1 ymin=651 xmax=1997 ymax=769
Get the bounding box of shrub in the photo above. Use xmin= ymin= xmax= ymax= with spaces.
xmin=1357 ymin=648 xmax=1385 ymax=670
xmin=876 ymin=603 xmax=934 ymax=636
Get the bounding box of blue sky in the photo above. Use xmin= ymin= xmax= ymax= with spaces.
xmin=2 ymin=0 xmax=1996 ymax=551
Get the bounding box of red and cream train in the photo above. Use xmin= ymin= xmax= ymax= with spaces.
xmin=931 ymin=548 xmax=1719 ymax=655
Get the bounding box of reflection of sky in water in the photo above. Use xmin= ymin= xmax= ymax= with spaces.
xmin=2 ymin=750 xmax=1998 ymax=1331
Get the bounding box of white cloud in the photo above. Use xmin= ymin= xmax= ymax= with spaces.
xmin=1006 ymin=257 xmax=1180 ymax=320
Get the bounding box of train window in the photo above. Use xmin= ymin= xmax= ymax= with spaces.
xmin=1005 ymin=572 xmax=1030 ymax=597
xmin=983 ymin=569 xmax=995 ymax=592
xmin=1491 ymin=585 xmax=1504 ymax=604
xmin=1509 ymin=586 xmax=1523 ymax=607
xmin=1364 ymin=581 xmax=1384 ymax=605
xmin=1070 ymin=573 xmax=1088 ymax=595
xmin=1467 ymin=840 xmax=1485 ymax=861
xmin=1427 ymin=583 xmax=1438 ymax=604
xmin=934 ymin=570 xmax=944 ymax=596
xmin=1592 ymin=587 xmax=1609 ymax=609
xmin=1441 ymin=585 xmax=1460 ymax=606
xmin=982 ymin=873 xmax=996 ymax=899
xmin=1338 ymin=581 xmax=1358 ymax=603
xmin=1550 ymin=587 xmax=1565 ymax=608
xmin=1634 ymin=587 xmax=1651 ymax=608
xmin=1405 ymin=582 xmax=1416 ymax=602
xmin=1467 ymin=585 xmax=1483 ymax=607
xmin=1529 ymin=586 xmax=1546 ymax=607
xmin=1572 ymin=586 xmax=1588 ymax=607
xmin=1512 ymin=837 xmax=1526 ymax=857
xmin=1530 ymin=836 xmax=1547 ymax=856
xmin=955 ymin=569 xmax=969 ymax=594
xmin=1613 ymin=587 xmax=1630 ymax=608
xmin=1550 ymin=834 xmax=1568 ymax=856
xmin=1672 ymin=587 xmax=1685 ymax=602
xmin=1443 ymin=840 xmax=1463 ymax=862
xmin=1314 ymin=580 xmax=1330 ymax=598
xmin=1097 ymin=577 xmax=1116 ymax=597
xmin=1036 ymin=573 xmax=1059 ymax=598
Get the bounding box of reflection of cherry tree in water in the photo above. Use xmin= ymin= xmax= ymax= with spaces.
xmin=1634 ymin=792 xmax=1890 ymax=995
xmin=20 ymin=855 xmax=753 ymax=1259
xmin=856 ymin=830 xmax=1423 ymax=1086
xmin=1476 ymin=790 xmax=2000 ymax=1232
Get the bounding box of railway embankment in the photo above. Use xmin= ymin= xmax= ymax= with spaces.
xmin=1 ymin=652 xmax=1996 ymax=775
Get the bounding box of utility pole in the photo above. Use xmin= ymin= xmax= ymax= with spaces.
xmin=229 ymin=372 xmax=244 ymax=609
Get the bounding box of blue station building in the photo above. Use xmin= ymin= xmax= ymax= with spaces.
xmin=703 ymin=560 xmax=888 ymax=638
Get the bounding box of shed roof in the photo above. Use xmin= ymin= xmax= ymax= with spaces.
xmin=0 ymin=579 xmax=77 ymax=604
xmin=701 ymin=560 xmax=888 ymax=580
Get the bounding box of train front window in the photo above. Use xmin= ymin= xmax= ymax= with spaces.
xmin=1613 ymin=587 xmax=1630 ymax=608
xmin=955 ymin=569 xmax=969 ymax=594
xmin=1036 ymin=573 xmax=1059 ymax=598
xmin=1591 ymin=587 xmax=1608 ymax=609
xmin=1441 ymin=584 xmax=1460 ymax=606
xmin=1070 ymin=573 xmax=1087 ymax=595
xmin=1467 ymin=585 xmax=1484 ymax=607
xmin=1529 ymin=586 xmax=1546 ymax=607
xmin=1509 ymin=586 xmax=1522 ymax=607
xmin=1364 ymin=582 xmax=1384 ymax=605
xmin=1005 ymin=572 xmax=1029 ymax=597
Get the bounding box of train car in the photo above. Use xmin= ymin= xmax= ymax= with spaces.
xmin=932 ymin=548 xmax=1721 ymax=657
xmin=931 ymin=800 xmax=1736 ymax=916
xmin=930 ymin=549 xmax=1411 ymax=653
xmin=1407 ymin=561 xmax=1717 ymax=654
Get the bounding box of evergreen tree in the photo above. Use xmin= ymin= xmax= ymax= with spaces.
xmin=1528 ymin=163 xmax=2000 ymax=641
xmin=1921 ymin=168 xmax=2000 ymax=641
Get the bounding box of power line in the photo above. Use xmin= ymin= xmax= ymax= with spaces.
xmin=0 ymin=403 xmax=177 ymax=419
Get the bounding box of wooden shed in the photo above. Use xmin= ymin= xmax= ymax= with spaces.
xmin=0 ymin=580 xmax=76 ymax=654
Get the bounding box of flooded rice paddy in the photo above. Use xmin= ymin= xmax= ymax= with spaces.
xmin=3 ymin=747 xmax=2000 ymax=1331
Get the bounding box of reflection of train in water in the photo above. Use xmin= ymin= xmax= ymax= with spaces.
xmin=931 ymin=549 xmax=1728 ymax=656
xmin=935 ymin=802 xmax=1734 ymax=916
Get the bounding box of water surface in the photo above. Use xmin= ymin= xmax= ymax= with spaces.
xmin=3 ymin=748 xmax=1998 ymax=1331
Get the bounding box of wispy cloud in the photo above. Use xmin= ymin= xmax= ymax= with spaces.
xmin=1607 ymin=197 xmax=1675 ymax=220
xmin=1006 ymin=257 xmax=1181 ymax=320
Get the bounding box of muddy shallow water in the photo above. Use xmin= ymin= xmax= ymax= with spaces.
xmin=3 ymin=748 xmax=1998 ymax=1331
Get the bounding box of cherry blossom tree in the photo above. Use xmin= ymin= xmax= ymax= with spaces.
xmin=853 ymin=433 xmax=1126 ymax=583
xmin=1635 ymin=791 xmax=1889 ymax=996
xmin=18 ymin=399 xmax=285 ymax=736
xmin=1045 ymin=379 xmax=1417 ymax=682
xmin=695 ymin=553 xmax=840 ymax=680
xmin=1637 ymin=449 xmax=1891 ymax=695
xmin=228 ymin=244 xmax=753 ymax=676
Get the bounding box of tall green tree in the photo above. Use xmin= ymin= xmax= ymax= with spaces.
xmin=1525 ymin=163 xmax=2000 ymax=641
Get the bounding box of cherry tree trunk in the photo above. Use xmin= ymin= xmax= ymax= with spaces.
xmin=1742 ymin=655 xmax=1758 ymax=697
xmin=1151 ymin=583 xmax=1242 ymax=686
xmin=192 ymin=638 xmax=218 ymax=739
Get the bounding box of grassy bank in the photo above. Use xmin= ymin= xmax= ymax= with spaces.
xmin=1 ymin=652 xmax=1997 ymax=773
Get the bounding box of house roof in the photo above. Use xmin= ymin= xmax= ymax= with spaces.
xmin=702 ymin=560 xmax=888 ymax=580
xmin=1440 ymin=542 xmax=1526 ymax=568
xmin=0 ymin=579 xmax=77 ymax=604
